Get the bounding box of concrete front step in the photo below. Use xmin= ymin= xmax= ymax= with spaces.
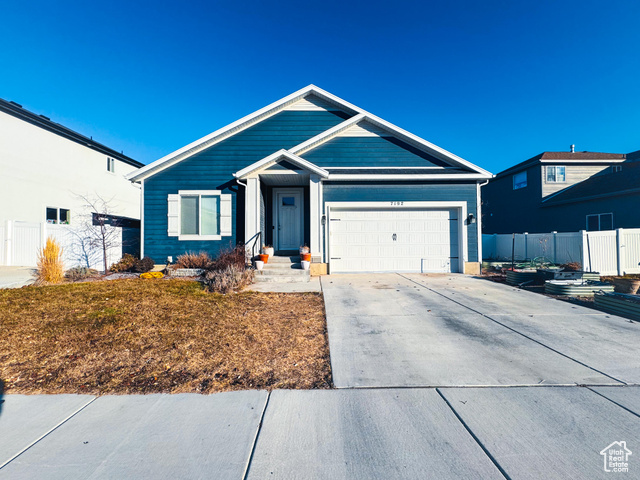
xmin=266 ymin=255 xmax=301 ymax=264
xmin=254 ymin=273 xmax=310 ymax=283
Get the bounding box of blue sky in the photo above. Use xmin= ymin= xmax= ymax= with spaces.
xmin=2 ymin=0 xmax=639 ymax=173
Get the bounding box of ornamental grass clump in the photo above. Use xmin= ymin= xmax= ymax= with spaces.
xmin=175 ymin=252 xmax=213 ymax=269
xmin=36 ymin=237 xmax=64 ymax=284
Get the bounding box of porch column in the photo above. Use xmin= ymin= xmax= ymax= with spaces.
xmin=309 ymin=174 xmax=322 ymax=261
xmin=244 ymin=176 xmax=261 ymax=245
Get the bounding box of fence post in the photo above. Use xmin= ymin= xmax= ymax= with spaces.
xmin=5 ymin=220 xmax=12 ymax=266
xmin=616 ymin=228 xmax=624 ymax=276
xmin=580 ymin=230 xmax=589 ymax=272
xmin=552 ymin=231 xmax=557 ymax=264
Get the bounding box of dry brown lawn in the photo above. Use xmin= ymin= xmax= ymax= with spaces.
xmin=0 ymin=279 xmax=331 ymax=394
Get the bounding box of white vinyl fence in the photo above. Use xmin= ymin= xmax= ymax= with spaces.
xmin=483 ymin=228 xmax=640 ymax=276
xmin=1 ymin=220 xmax=123 ymax=271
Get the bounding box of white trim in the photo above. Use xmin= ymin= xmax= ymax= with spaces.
xmin=273 ymin=188 xmax=304 ymax=251
xmin=541 ymin=159 xmax=625 ymax=164
xmin=291 ymin=112 xmax=493 ymax=178
xmin=325 ymin=166 xmax=447 ymax=170
xmin=128 ymin=85 xmax=492 ymax=183
xmin=324 ymin=201 xmax=468 ymax=274
xmin=309 ymin=174 xmax=322 ymax=257
xmin=234 ymin=149 xmax=329 ymax=179
xmin=327 ymin=173 xmax=489 ymax=181
xmin=244 ymin=178 xmax=260 ymax=244
xmin=140 ymin=180 xmax=145 ymax=258
xmin=289 ymin=114 xmax=366 ymax=155
xmin=173 ymin=190 xmax=229 ymax=241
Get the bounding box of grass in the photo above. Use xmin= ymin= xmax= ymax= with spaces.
xmin=0 ymin=279 xmax=331 ymax=394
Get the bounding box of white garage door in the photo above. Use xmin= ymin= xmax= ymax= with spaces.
xmin=329 ymin=208 xmax=460 ymax=273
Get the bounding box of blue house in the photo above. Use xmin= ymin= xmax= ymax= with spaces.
xmin=128 ymin=86 xmax=492 ymax=274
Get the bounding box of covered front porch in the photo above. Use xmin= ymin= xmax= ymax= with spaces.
xmin=234 ymin=150 xmax=327 ymax=261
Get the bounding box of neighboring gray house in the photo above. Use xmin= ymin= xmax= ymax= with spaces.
xmin=127 ymin=85 xmax=492 ymax=274
xmin=483 ymin=148 xmax=639 ymax=234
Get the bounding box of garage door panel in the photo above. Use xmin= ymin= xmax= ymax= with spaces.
xmin=329 ymin=207 xmax=461 ymax=273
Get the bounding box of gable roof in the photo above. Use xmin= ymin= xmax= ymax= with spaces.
xmin=542 ymin=161 xmax=640 ymax=206
xmin=496 ymin=151 xmax=626 ymax=178
xmin=127 ymin=85 xmax=491 ymax=182
xmin=0 ymin=98 xmax=143 ymax=168
xmin=234 ymin=149 xmax=329 ymax=179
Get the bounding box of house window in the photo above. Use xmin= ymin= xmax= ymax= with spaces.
xmin=180 ymin=194 xmax=220 ymax=236
xmin=612 ymin=165 xmax=622 ymax=173
xmin=513 ymin=171 xmax=527 ymax=189
xmin=107 ymin=157 xmax=115 ymax=173
xmin=546 ymin=166 xmax=566 ymax=183
xmin=46 ymin=207 xmax=71 ymax=224
xmin=586 ymin=213 xmax=613 ymax=231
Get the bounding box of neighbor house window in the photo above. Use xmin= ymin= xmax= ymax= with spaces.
xmin=612 ymin=165 xmax=622 ymax=173
xmin=586 ymin=213 xmax=613 ymax=231
xmin=513 ymin=171 xmax=527 ymax=189
xmin=167 ymin=190 xmax=232 ymax=240
xmin=46 ymin=207 xmax=71 ymax=224
xmin=107 ymin=157 xmax=115 ymax=172
xmin=546 ymin=166 xmax=566 ymax=182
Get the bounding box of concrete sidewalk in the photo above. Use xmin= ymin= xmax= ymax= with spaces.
xmin=1 ymin=387 xmax=638 ymax=479
xmin=0 ymin=267 xmax=34 ymax=289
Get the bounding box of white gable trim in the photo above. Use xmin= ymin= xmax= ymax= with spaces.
xmin=128 ymin=84 xmax=492 ymax=182
xmin=292 ymin=112 xmax=492 ymax=177
xmin=234 ymin=149 xmax=329 ymax=179
xmin=127 ymin=85 xmax=356 ymax=182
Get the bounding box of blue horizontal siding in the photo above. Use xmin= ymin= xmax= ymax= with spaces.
xmin=143 ymin=110 xmax=349 ymax=262
xmin=322 ymin=182 xmax=479 ymax=262
xmin=302 ymin=136 xmax=448 ymax=168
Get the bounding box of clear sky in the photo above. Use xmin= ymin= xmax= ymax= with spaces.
xmin=2 ymin=0 xmax=639 ymax=174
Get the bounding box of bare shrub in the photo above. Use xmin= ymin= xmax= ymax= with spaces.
xmin=36 ymin=237 xmax=64 ymax=284
xmin=64 ymin=266 xmax=99 ymax=282
xmin=110 ymin=254 xmax=137 ymax=273
xmin=204 ymin=265 xmax=254 ymax=294
xmin=208 ymin=245 xmax=247 ymax=272
xmin=109 ymin=254 xmax=155 ymax=273
xmin=560 ymin=262 xmax=582 ymax=271
xmin=134 ymin=257 xmax=155 ymax=273
xmin=175 ymin=252 xmax=213 ymax=269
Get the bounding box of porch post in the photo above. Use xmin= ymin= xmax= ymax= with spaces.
xmin=244 ymin=177 xmax=261 ymax=246
xmin=309 ymin=174 xmax=321 ymax=260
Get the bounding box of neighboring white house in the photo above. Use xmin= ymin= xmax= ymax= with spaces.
xmin=0 ymin=98 xmax=144 ymax=267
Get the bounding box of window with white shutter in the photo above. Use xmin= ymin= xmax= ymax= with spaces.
xmin=167 ymin=190 xmax=232 ymax=240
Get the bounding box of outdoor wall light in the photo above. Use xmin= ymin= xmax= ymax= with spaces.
xmin=467 ymin=213 xmax=476 ymax=224
xmin=321 ymin=215 xmax=326 ymax=226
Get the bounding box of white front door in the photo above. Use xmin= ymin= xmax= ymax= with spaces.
xmin=274 ymin=189 xmax=303 ymax=251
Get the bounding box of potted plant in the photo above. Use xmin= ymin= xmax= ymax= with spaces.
xmin=258 ymin=253 xmax=269 ymax=264
xmin=299 ymin=245 xmax=311 ymax=262
xmin=262 ymin=245 xmax=274 ymax=257
xmin=301 ymin=260 xmax=310 ymax=270
xmin=255 ymin=260 xmax=264 ymax=271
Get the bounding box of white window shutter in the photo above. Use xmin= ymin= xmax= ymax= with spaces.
xmin=220 ymin=194 xmax=232 ymax=236
xmin=167 ymin=194 xmax=179 ymax=237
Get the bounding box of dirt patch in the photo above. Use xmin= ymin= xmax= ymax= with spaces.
xmin=0 ymin=279 xmax=331 ymax=394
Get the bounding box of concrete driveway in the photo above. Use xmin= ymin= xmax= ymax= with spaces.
xmin=323 ymin=273 xmax=640 ymax=387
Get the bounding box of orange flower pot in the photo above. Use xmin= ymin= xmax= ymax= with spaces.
xmin=258 ymin=254 xmax=269 ymax=263
xmin=300 ymin=253 xmax=311 ymax=262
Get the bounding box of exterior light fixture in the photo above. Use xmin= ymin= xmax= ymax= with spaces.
xmin=467 ymin=213 xmax=476 ymax=224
